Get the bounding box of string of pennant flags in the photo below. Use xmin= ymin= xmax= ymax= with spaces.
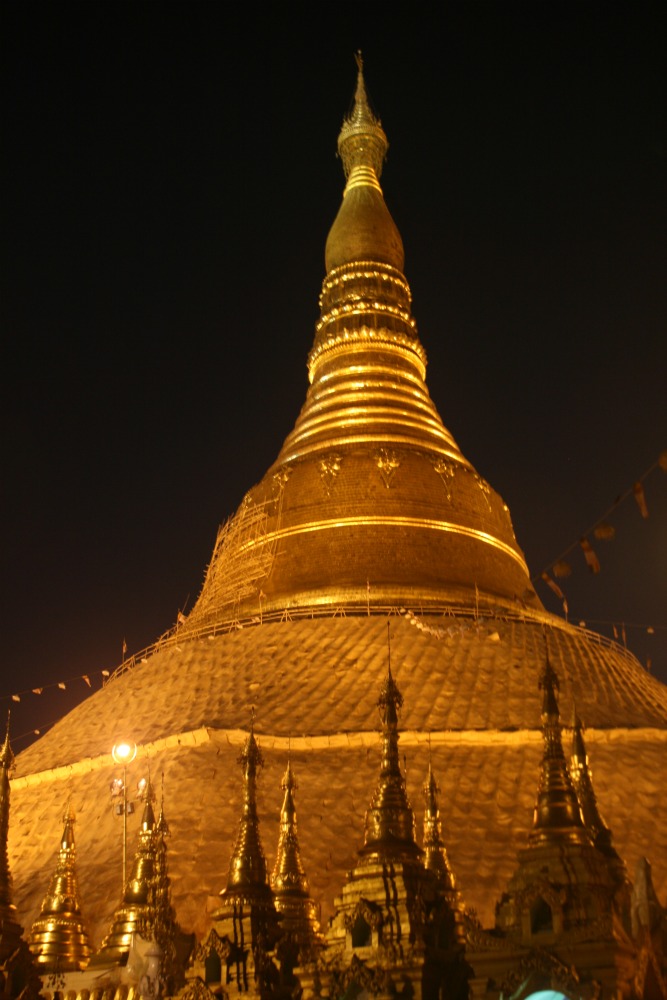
xmin=534 ymin=450 xmax=667 ymax=624
xmin=1 ymin=669 xmax=112 ymax=745
xmin=4 ymin=667 xmax=111 ymax=703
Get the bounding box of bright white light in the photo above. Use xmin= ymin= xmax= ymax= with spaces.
xmin=112 ymin=741 xmax=137 ymax=765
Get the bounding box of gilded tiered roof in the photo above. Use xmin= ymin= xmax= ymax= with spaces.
xmin=7 ymin=55 xmax=667 ymax=967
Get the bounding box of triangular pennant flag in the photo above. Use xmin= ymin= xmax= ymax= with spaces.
xmin=580 ymin=537 xmax=600 ymax=574
xmin=32 ymin=687 xmax=43 ymax=695
xmin=594 ymin=521 xmax=616 ymax=540
xmin=11 ymin=694 xmax=20 ymax=702
xmin=633 ymin=481 xmax=649 ymax=518
xmin=58 ymin=682 xmax=66 ymax=690
xmin=553 ymin=560 xmax=572 ymax=578
xmin=82 ymin=674 xmax=91 ymax=687
xmin=541 ymin=571 xmax=565 ymax=600
xmin=102 ymin=669 xmax=110 ymax=677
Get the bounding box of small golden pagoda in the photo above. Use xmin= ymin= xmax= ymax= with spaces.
xmin=185 ymin=724 xmax=281 ymax=999
xmin=28 ymin=802 xmax=92 ymax=973
xmin=570 ymin=710 xmax=630 ymax=904
xmin=270 ymin=759 xmax=323 ymax=976
xmin=466 ymin=659 xmax=641 ymax=1000
xmin=298 ymin=661 xmax=469 ymax=1000
xmin=422 ymin=760 xmax=465 ymax=946
xmin=91 ymin=774 xmax=167 ymax=969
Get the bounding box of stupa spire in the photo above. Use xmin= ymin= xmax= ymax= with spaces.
xmin=361 ymin=634 xmax=421 ymax=859
xmin=29 ymin=799 xmax=93 ymax=972
xmin=206 ymin=718 xmax=282 ymax=996
xmin=570 ymin=709 xmax=629 ymax=892
xmin=423 ymin=758 xmax=457 ymax=892
xmin=145 ymin=774 xmax=184 ymax=996
xmin=529 ymin=655 xmax=589 ymax=845
xmin=337 ymin=51 xmax=388 ymax=194
xmin=271 ymin=758 xmax=309 ymax=898
xmin=271 ymin=755 xmax=321 ymax=969
xmin=226 ymin=716 xmax=268 ymax=890
xmin=91 ymin=771 xmax=160 ymax=965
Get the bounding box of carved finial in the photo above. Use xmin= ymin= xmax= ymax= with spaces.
xmin=272 ymin=760 xmax=307 ymax=894
xmin=362 ymin=664 xmax=419 ymax=859
xmin=226 ymin=717 xmax=268 ymax=889
xmin=529 ymin=657 xmax=589 ymax=846
xmin=156 ymin=771 xmax=169 ymax=837
xmin=422 ymin=762 xmax=457 ymax=892
xmin=337 ymin=52 xmax=388 ymax=185
xmin=570 ymin=712 xmax=627 ymax=886
xmin=140 ymin=769 xmax=157 ymax=834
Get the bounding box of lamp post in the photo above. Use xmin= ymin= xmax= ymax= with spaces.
xmin=112 ymin=740 xmax=137 ymax=889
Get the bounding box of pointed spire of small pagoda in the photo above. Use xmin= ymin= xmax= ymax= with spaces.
xmin=29 ymin=798 xmax=92 ymax=972
xmin=570 ymin=708 xmax=628 ymax=889
xmin=422 ymin=751 xmax=457 ymax=893
xmin=361 ymin=627 xmax=421 ymax=860
xmin=91 ymin=770 xmax=159 ymax=965
xmin=145 ymin=773 xmax=184 ymax=996
xmin=209 ymin=714 xmax=281 ymax=997
xmin=529 ymin=654 xmax=590 ymax=846
xmin=271 ymin=756 xmax=309 ymax=899
xmin=225 ymin=711 xmax=268 ymax=891
xmin=271 ymin=753 xmax=321 ymax=967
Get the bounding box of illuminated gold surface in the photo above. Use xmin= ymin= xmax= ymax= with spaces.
xmin=235 ymin=517 xmax=529 ymax=573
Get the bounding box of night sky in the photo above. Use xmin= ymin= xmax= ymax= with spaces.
xmin=2 ymin=3 xmax=666 ymax=751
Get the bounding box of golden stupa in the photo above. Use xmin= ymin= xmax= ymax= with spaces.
xmin=8 ymin=56 xmax=667 ymax=963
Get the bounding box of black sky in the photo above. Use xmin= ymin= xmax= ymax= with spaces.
xmin=2 ymin=3 xmax=666 ymax=751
